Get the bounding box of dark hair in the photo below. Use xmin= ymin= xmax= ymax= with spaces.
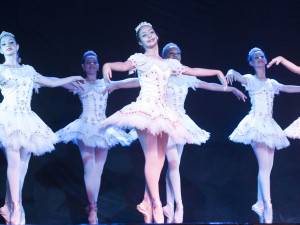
xmin=82 ymin=50 xmax=98 ymax=64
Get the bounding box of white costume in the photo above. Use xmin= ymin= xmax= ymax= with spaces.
xmin=100 ymin=53 xmax=193 ymax=144
xmin=166 ymin=75 xmax=210 ymax=145
xmin=229 ymin=74 xmax=289 ymax=150
xmin=0 ymin=65 xmax=58 ymax=155
xmin=56 ymin=79 xmax=133 ymax=148
xmin=284 ymin=116 xmax=300 ymax=138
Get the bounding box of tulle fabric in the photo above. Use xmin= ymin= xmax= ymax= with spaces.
xmin=56 ymin=119 xmax=134 ymax=148
xmin=285 ymin=117 xmax=300 ymax=139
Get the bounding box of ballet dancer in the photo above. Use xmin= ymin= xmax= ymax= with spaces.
xmin=226 ymin=47 xmax=300 ymax=223
xmin=55 ymin=50 xmax=134 ymax=224
xmin=0 ymin=31 xmax=84 ymax=225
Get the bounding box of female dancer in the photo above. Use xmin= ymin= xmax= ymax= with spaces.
xmin=101 ymin=22 xmax=227 ymax=223
xmin=103 ymin=43 xmax=246 ymax=223
xmin=0 ymin=31 xmax=84 ymax=225
xmin=55 ymin=50 xmax=134 ymax=224
xmin=226 ymin=47 xmax=300 ymax=223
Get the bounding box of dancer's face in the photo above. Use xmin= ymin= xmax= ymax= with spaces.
xmin=0 ymin=35 xmax=19 ymax=56
xmin=138 ymin=26 xmax=158 ymax=49
xmin=249 ymin=51 xmax=267 ymax=68
xmin=82 ymin=56 xmax=99 ymax=75
xmin=164 ymin=47 xmax=181 ymax=62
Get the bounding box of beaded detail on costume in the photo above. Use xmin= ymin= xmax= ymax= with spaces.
xmin=56 ymin=79 xmax=134 ymax=148
xmin=229 ymin=74 xmax=289 ymax=150
xmin=0 ymin=65 xmax=58 ymax=155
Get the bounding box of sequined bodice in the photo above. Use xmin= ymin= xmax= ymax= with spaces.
xmin=78 ymin=79 xmax=108 ymax=123
xmin=0 ymin=65 xmax=39 ymax=114
xmin=128 ymin=53 xmax=183 ymax=108
xmin=244 ymin=75 xmax=281 ymax=119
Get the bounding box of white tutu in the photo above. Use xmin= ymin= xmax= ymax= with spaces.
xmin=285 ymin=117 xmax=300 ymax=139
xmin=56 ymin=79 xmax=134 ymax=149
xmin=56 ymin=119 xmax=134 ymax=148
xmin=0 ymin=65 xmax=58 ymax=155
xmin=229 ymin=113 xmax=289 ymax=150
xmin=229 ymin=74 xmax=289 ymax=150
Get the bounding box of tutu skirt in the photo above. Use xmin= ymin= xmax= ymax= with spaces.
xmin=229 ymin=114 xmax=289 ymax=150
xmin=0 ymin=110 xmax=58 ymax=156
xmin=284 ymin=117 xmax=300 ymax=139
xmin=56 ymin=119 xmax=134 ymax=148
xmin=100 ymin=99 xmax=193 ymax=145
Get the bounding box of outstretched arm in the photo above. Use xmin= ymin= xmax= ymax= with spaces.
xmin=226 ymin=69 xmax=247 ymax=85
xmin=197 ymin=81 xmax=247 ymax=102
xmin=280 ymin=84 xmax=300 ymax=93
xmin=36 ymin=75 xmax=84 ymax=89
xmin=183 ymin=66 xmax=228 ymax=88
xmin=103 ymin=78 xmax=140 ymax=95
xmin=102 ymin=61 xmax=134 ymax=83
xmin=267 ymin=56 xmax=300 ymax=74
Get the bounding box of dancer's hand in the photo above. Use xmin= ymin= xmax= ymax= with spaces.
xmin=267 ymin=56 xmax=283 ymax=68
xmin=231 ymin=87 xmax=247 ymax=102
xmin=103 ymin=63 xmax=112 ymax=83
xmin=226 ymin=69 xmax=237 ymax=85
xmin=102 ymin=85 xmax=117 ymax=95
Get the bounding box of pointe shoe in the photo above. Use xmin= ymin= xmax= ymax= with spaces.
xmin=152 ymin=199 xmax=164 ymax=224
xmin=10 ymin=202 xmax=22 ymax=225
xmin=252 ymin=201 xmax=264 ymax=223
xmin=20 ymin=205 xmax=26 ymax=225
xmin=88 ymin=202 xmax=98 ymax=224
xmin=163 ymin=204 xmax=174 ymax=223
xmin=136 ymin=201 xmax=152 ymax=223
xmin=264 ymin=201 xmax=273 ymax=224
xmin=0 ymin=200 xmax=11 ymax=224
xmin=174 ymin=203 xmax=184 ymax=223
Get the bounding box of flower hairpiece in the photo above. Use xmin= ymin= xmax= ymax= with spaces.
xmin=135 ymin=22 xmax=152 ymax=33
xmin=0 ymin=31 xmax=15 ymax=41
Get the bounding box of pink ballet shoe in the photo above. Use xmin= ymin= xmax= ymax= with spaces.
xmin=136 ymin=201 xmax=152 ymax=223
xmin=10 ymin=202 xmax=22 ymax=225
xmin=88 ymin=202 xmax=98 ymax=224
xmin=174 ymin=203 xmax=184 ymax=223
xmin=252 ymin=201 xmax=264 ymax=223
xmin=263 ymin=201 xmax=273 ymax=224
xmin=163 ymin=204 xmax=174 ymax=223
xmin=152 ymin=199 xmax=164 ymax=224
xmin=0 ymin=200 xmax=11 ymax=224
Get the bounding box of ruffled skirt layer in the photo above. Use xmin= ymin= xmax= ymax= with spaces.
xmin=0 ymin=110 xmax=58 ymax=156
xmin=56 ymin=119 xmax=134 ymax=148
xmin=284 ymin=117 xmax=300 ymax=139
xmin=229 ymin=114 xmax=289 ymax=150
xmin=100 ymin=100 xmax=193 ymax=145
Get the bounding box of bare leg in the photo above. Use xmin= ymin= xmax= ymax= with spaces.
xmin=5 ymin=148 xmax=22 ymax=225
xmin=78 ymin=140 xmax=108 ymax=224
xmin=164 ymin=144 xmax=184 ymax=223
xmin=137 ymin=129 xmax=167 ymax=223
xmin=252 ymin=141 xmax=274 ymax=223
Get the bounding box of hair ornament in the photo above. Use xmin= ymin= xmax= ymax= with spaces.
xmin=0 ymin=31 xmax=15 ymax=41
xmin=135 ymin=22 xmax=152 ymax=33
xmin=162 ymin=43 xmax=181 ymax=58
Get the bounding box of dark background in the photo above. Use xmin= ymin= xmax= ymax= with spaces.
xmin=1 ymin=0 xmax=300 ymax=223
